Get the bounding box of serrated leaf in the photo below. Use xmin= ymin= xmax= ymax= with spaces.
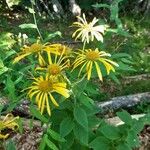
xmin=47 ymin=128 xmax=66 ymax=142
xmin=60 ymin=117 xmax=74 ymax=137
xmin=89 ymin=136 xmax=110 ymax=150
xmin=74 ymin=106 xmax=88 ymax=130
xmin=19 ymin=23 xmax=37 ymax=29
xmin=30 ymin=105 xmax=48 ymax=123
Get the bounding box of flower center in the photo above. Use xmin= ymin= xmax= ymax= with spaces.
xmin=38 ymin=81 xmax=53 ymax=92
xmin=84 ymin=24 xmax=92 ymax=32
xmin=30 ymin=43 xmax=43 ymax=52
xmin=86 ymin=51 xmax=100 ymax=61
xmin=48 ymin=64 xmax=61 ymax=75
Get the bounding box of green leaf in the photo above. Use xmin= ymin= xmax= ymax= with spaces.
xmin=16 ymin=118 xmax=24 ymax=134
xmin=117 ymin=143 xmax=131 ymax=150
xmin=6 ymin=76 xmax=16 ymax=101
xmin=72 ymin=78 xmax=88 ymax=97
xmin=126 ymin=130 xmax=140 ymax=148
xmin=132 ymin=121 xmax=144 ymax=134
xmin=74 ymin=106 xmax=88 ymax=130
xmin=0 ymin=66 xmax=8 ymax=75
xmin=19 ymin=23 xmax=37 ymax=29
xmin=47 ymin=128 xmax=66 ymax=142
xmin=44 ymin=31 xmax=62 ymax=42
xmin=117 ymin=110 xmax=133 ymax=125
xmin=60 ymin=117 xmax=74 ymax=137
xmin=100 ymin=125 xmax=121 ymax=140
xmin=30 ymin=105 xmax=48 ymax=123
xmin=39 ymin=134 xmax=46 ymax=150
xmin=60 ymin=133 xmax=74 ymax=150
xmin=5 ymin=139 xmax=16 ymax=150
xmin=112 ymin=53 xmax=132 ymax=59
xmin=89 ymin=136 xmax=110 ymax=150
xmin=73 ymin=123 xmax=88 ymax=145
xmin=78 ymin=93 xmax=94 ymax=109
xmin=45 ymin=134 xmax=59 ymax=150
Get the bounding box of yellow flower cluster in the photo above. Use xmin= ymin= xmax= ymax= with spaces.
xmin=0 ymin=114 xmax=19 ymax=139
xmin=13 ymin=14 xmax=118 ymax=116
xmin=13 ymin=43 xmax=72 ymax=116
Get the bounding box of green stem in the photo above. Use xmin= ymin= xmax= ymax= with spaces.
xmin=31 ymin=2 xmax=43 ymax=41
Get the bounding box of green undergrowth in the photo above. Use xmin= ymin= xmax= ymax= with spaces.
xmin=97 ymin=79 xmax=150 ymax=102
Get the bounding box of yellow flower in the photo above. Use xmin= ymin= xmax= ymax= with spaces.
xmin=0 ymin=114 xmax=19 ymax=139
xmin=13 ymin=43 xmax=45 ymax=63
xmin=72 ymin=48 xmax=118 ymax=81
xmin=45 ymin=44 xmax=72 ymax=56
xmin=27 ymin=74 xmax=70 ymax=115
xmin=72 ymin=13 xmax=107 ymax=43
xmin=37 ymin=51 xmax=70 ymax=77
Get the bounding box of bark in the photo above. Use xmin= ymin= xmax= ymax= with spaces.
xmin=97 ymin=92 xmax=150 ymax=113
xmin=69 ymin=0 xmax=81 ymax=16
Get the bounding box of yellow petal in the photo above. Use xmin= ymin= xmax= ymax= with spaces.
xmin=94 ymin=62 xmax=103 ymax=81
xmin=13 ymin=52 xmax=31 ymax=63
xmin=41 ymin=93 xmax=46 ymax=114
xmin=49 ymin=93 xmax=59 ymax=107
xmin=53 ymin=87 xmax=70 ymax=98
xmin=45 ymin=94 xmax=51 ymax=116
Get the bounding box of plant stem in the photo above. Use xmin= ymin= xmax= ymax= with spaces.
xmin=31 ymin=2 xmax=43 ymax=41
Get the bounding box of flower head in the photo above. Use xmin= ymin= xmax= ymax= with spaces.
xmin=27 ymin=74 xmax=70 ymax=115
xmin=72 ymin=13 xmax=107 ymax=43
xmin=13 ymin=43 xmax=44 ymax=63
xmin=72 ymin=48 xmax=118 ymax=81
xmin=45 ymin=44 xmax=72 ymax=56
xmin=0 ymin=114 xmax=19 ymax=139
xmin=37 ymin=51 xmax=70 ymax=77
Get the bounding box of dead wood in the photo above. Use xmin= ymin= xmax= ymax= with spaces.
xmin=97 ymin=92 xmax=150 ymax=113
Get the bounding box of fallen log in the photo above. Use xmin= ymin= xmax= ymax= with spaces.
xmin=122 ymin=74 xmax=150 ymax=85
xmin=97 ymin=92 xmax=150 ymax=113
